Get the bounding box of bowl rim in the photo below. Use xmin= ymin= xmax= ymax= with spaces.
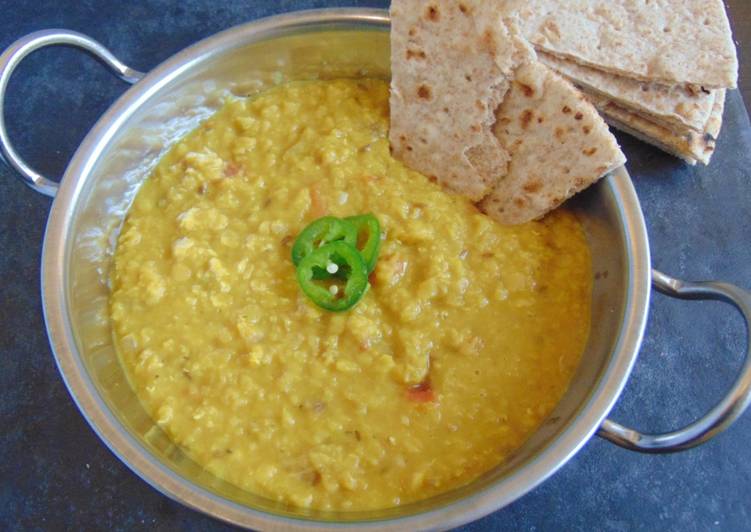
xmin=40 ymin=8 xmax=652 ymax=530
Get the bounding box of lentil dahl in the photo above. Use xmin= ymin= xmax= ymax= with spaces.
xmin=110 ymin=79 xmax=592 ymax=511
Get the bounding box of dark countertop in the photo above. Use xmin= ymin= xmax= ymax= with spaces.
xmin=1 ymin=2 xmax=750 ymax=530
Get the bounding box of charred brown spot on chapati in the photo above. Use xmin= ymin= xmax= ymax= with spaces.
xmin=417 ymin=84 xmax=432 ymax=99
xmin=520 ymin=110 xmax=534 ymax=129
xmin=519 ymin=83 xmax=535 ymax=97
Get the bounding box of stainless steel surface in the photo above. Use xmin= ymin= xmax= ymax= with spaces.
xmin=36 ymin=10 xmax=651 ymax=528
xmin=0 ymin=29 xmax=144 ymax=197
xmin=0 ymin=6 xmax=742 ymax=530
xmin=598 ymin=269 xmax=751 ymax=453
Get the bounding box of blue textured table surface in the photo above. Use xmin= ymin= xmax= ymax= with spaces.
xmin=1 ymin=1 xmax=750 ymax=530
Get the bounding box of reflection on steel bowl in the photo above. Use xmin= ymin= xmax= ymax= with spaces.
xmin=1 ymin=9 xmax=750 ymax=531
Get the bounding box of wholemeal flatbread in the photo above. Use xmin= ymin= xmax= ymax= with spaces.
xmin=479 ymin=62 xmax=626 ymax=225
xmin=389 ymin=0 xmax=534 ymax=201
xmin=539 ymin=52 xmax=716 ymax=134
xmin=390 ymin=0 xmax=626 ymax=225
xmin=517 ymin=0 xmax=738 ymax=89
xmin=587 ymin=89 xmax=726 ymax=165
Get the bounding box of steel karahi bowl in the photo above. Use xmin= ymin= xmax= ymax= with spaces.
xmin=1 ymin=8 xmax=750 ymax=531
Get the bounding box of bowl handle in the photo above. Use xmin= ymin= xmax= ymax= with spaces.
xmin=598 ymin=269 xmax=751 ymax=453
xmin=0 ymin=29 xmax=144 ymax=197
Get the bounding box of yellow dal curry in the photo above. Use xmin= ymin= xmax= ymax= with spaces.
xmin=110 ymin=79 xmax=592 ymax=511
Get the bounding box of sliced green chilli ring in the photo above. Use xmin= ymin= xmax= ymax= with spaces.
xmin=291 ymin=216 xmax=357 ymax=266
xmin=344 ymin=214 xmax=382 ymax=274
xmin=296 ymin=241 xmax=369 ymax=312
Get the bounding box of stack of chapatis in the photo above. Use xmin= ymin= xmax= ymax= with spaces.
xmin=390 ymin=0 xmax=626 ymax=225
xmin=517 ymin=0 xmax=738 ymax=165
